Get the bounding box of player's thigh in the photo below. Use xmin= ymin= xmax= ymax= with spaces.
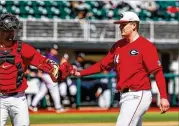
xmin=59 ymin=82 xmax=67 ymax=96
xmin=98 ymin=90 xmax=111 ymax=108
xmin=130 ymin=91 xmax=152 ymax=126
xmin=38 ymin=82 xmax=48 ymax=96
xmin=0 ymin=98 xmax=9 ymax=126
xmin=42 ymin=74 xmax=58 ymax=89
xmin=49 ymin=84 xmax=60 ymax=99
xmin=115 ymin=90 xmax=152 ymax=126
xmin=9 ymin=93 xmax=30 ymax=126
xmin=69 ymin=85 xmax=77 ymax=96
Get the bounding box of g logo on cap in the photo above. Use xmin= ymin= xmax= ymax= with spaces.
xmin=120 ymin=13 xmax=123 ymax=19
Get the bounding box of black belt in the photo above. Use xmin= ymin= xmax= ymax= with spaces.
xmin=121 ymin=88 xmax=130 ymax=93
xmin=0 ymin=92 xmax=18 ymax=96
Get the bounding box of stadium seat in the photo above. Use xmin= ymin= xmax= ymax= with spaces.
xmin=0 ymin=1 xmax=178 ymax=21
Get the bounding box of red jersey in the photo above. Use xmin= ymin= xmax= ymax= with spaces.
xmin=0 ymin=41 xmax=47 ymax=93
xmin=80 ymin=36 xmax=167 ymax=99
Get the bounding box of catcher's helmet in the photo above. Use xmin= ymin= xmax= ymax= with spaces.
xmin=0 ymin=13 xmax=21 ymax=31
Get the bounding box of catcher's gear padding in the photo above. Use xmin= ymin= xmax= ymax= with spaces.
xmin=0 ymin=41 xmax=24 ymax=91
xmin=58 ymin=62 xmax=73 ymax=82
xmin=0 ymin=13 xmax=21 ymax=31
xmin=48 ymin=59 xmax=59 ymax=81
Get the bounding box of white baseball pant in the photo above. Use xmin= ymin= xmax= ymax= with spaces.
xmin=98 ymin=89 xmax=111 ymax=108
xmin=0 ymin=92 xmax=29 ymax=126
xmin=115 ymin=90 xmax=152 ymax=126
xmin=31 ymin=74 xmax=62 ymax=109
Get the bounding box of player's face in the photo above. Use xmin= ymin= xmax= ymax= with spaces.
xmin=0 ymin=30 xmax=14 ymax=48
xmin=119 ymin=22 xmax=135 ymax=37
xmin=0 ymin=30 xmax=9 ymax=41
xmin=51 ymin=49 xmax=58 ymax=55
xmin=77 ymin=57 xmax=84 ymax=63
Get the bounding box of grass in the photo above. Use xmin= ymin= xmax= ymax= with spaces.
xmin=7 ymin=111 xmax=179 ymax=124
xmin=143 ymin=112 xmax=179 ymax=122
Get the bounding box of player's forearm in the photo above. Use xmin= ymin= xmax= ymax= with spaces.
xmin=154 ymin=69 xmax=168 ymax=99
xmin=80 ymin=62 xmax=103 ymax=76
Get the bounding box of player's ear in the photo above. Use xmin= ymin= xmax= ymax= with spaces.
xmin=135 ymin=21 xmax=140 ymax=32
xmin=132 ymin=22 xmax=138 ymax=31
xmin=131 ymin=22 xmax=136 ymax=31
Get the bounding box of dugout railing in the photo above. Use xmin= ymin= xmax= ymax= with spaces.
xmin=18 ymin=19 xmax=179 ymax=45
xmin=73 ymin=73 xmax=179 ymax=108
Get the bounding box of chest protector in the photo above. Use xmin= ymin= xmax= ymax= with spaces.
xmin=0 ymin=41 xmax=24 ymax=91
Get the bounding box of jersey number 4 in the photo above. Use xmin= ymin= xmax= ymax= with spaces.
xmin=114 ymin=54 xmax=119 ymax=64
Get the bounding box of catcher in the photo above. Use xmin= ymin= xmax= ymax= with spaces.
xmin=0 ymin=13 xmax=73 ymax=126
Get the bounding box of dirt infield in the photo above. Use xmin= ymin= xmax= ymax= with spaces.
xmin=22 ymin=122 xmax=178 ymax=126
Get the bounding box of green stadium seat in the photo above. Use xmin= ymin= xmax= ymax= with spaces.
xmin=5 ymin=1 xmax=13 ymax=5
xmin=113 ymin=8 xmax=120 ymax=20
xmin=27 ymin=1 xmax=32 ymax=6
xmin=0 ymin=1 xmax=178 ymax=21
xmin=56 ymin=1 xmax=63 ymax=7
xmin=44 ymin=1 xmax=53 ymax=7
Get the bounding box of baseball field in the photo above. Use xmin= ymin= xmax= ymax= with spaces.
xmin=6 ymin=107 xmax=179 ymax=126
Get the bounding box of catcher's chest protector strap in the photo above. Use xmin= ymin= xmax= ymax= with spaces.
xmin=16 ymin=40 xmax=24 ymax=87
xmin=17 ymin=40 xmax=22 ymax=54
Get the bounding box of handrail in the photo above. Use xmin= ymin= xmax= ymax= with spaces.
xmin=72 ymin=73 xmax=179 ymax=79
xmin=18 ymin=19 xmax=179 ymax=44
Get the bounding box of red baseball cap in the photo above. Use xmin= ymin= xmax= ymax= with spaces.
xmin=114 ymin=11 xmax=140 ymax=24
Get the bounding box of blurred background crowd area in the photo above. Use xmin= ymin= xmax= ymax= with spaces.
xmin=0 ymin=0 xmax=178 ymax=111
xmin=0 ymin=0 xmax=178 ymax=21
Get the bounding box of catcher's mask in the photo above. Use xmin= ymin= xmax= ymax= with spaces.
xmin=0 ymin=12 xmax=21 ymax=40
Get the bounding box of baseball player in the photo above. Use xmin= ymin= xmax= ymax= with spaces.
xmin=59 ymin=53 xmax=77 ymax=107
xmin=25 ymin=65 xmax=41 ymax=107
xmin=30 ymin=44 xmax=64 ymax=113
xmin=73 ymin=11 xmax=170 ymax=126
xmin=0 ymin=13 xmax=73 ymax=126
xmin=96 ymin=77 xmax=111 ymax=108
xmin=169 ymin=56 xmax=179 ymax=98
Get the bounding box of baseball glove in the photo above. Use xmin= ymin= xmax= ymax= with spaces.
xmin=58 ymin=62 xmax=73 ymax=82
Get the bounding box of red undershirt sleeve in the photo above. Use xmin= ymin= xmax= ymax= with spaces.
xmin=142 ymin=43 xmax=168 ymax=99
xmin=154 ymin=70 xmax=168 ymax=99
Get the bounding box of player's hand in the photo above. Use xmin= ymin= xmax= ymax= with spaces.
xmin=159 ymin=98 xmax=170 ymax=114
xmin=37 ymin=70 xmax=43 ymax=78
xmin=70 ymin=66 xmax=81 ymax=77
xmin=73 ymin=70 xmax=81 ymax=77
xmin=95 ymin=87 xmax=102 ymax=97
